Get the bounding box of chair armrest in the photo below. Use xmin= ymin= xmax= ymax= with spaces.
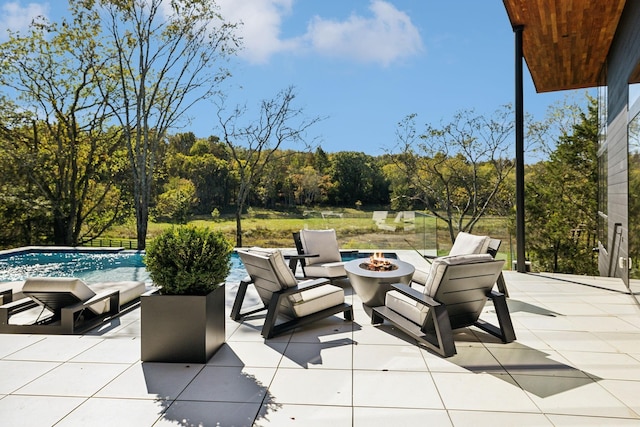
xmin=277 ymin=278 xmax=332 ymax=296
xmin=0 ymin=297 xmax=38 ymax=317
xmin=391 ymin=283 xmax=440 ymax=308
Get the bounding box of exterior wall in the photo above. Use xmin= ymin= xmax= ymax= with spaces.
xmin=602 ymin=0 xmax=640 ymax=287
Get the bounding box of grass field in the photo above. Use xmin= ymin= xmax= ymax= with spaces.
xmin=94 ymin=208 xmax=515 ymax=264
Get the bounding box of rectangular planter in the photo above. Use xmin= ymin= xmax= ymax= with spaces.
xmin=141 ymin=284 xmax=225 ymax=363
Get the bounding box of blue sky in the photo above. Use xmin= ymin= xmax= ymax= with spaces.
xmin=0 ymin=0 xmax=591 ymax=155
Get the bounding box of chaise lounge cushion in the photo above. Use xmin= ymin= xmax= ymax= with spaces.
xmin=88 ymin=280 xmax=145 ymax=312
xmin=386 ymin=254 xmax=495 ymax=326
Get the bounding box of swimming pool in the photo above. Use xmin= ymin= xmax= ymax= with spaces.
xmin=0 ymin=248 xmax=247 ymax=284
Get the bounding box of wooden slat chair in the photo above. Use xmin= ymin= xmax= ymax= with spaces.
xmin=233 ymin=248 xmax=353 ymax=339
xmin=371 ymin=254 xmax=515 ymax=358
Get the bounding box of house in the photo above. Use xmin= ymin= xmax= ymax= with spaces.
xmin=502 ymin=0 xmax=640 ymax=301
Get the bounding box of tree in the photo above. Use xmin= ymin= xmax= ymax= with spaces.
xmin=92 ymin=0 xmax=239 ymax=249
xmin=217 ymin=86 xmax=322 ymax=246
xmin=394 ymin=108 xmax=515 ymax=243
xmin=328 ymin=151 xmax=389 ymax=206
xmin=0 ymin=7 xmax=126 ymax=245
xmin=525 ymin=97 xmax=598 ymax=274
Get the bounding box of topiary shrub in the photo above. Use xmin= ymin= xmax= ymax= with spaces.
xmin=144 ymin=225 xmax=233 ymax=295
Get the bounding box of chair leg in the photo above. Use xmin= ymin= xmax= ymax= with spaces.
xmin=261 ymin=293 xmax=283 ymax=339
xmin=344 ymin=305 xmax=353 ymax=321
xmin=230 ymin=279 xmax=250 ymax=321
xmin=496 ymin=272 xmax=509 ymax=297
xmin=492 ymin=292 xmax=516 ymax=342
xmin=425 ymin=304 xmax=456 ymax=358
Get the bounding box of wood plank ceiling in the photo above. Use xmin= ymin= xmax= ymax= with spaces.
xmin=502 ymin=0 xmax=627 ymax=93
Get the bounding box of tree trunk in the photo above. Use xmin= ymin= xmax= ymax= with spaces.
xmin=235 ymin=205 xmax=243 ymax=247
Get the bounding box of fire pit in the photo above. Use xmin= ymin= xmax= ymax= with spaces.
xmin=359 ymin=252 xmax=399 ymax=272
xmin=344 ymin=256 xmax=415 ymax=307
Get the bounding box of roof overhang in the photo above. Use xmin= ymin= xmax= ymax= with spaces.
xmin=502 ymin=0 xmax=627 ymax=93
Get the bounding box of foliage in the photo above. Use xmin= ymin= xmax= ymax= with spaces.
xmin=144 ymin=225 xmax=233 ymax=295
xmin=217 ymin=86 xmax=323 ymax=246
xmin=392 ymin=107 xmax=514 ymax=243
xmin=93 ymin=0 xmax=240 ymax=249
xmin=153 ymin=178 xmax=198 ymax=223
xmin=0 ymin=8 xmax=126 ymax=246
xmin=525 ymin=97 xmax=598 ymax=274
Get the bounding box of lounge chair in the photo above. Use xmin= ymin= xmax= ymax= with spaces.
xmin=423 ymin=231 xmax=509 ymax=296
xmin=373 ymin=211 xmax=396 ymax=232
xmin=292 ymin=229 xmax=350 ymax=282
xmin=233 ymin=247 xmax=353 ymax=339
xmin=0 ymin=277 xmax=145 ymax=334
xmin=371 ymin=254 xmax=515 ymax=357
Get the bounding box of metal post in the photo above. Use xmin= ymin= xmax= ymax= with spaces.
xmin=514 ymin=25 xmax=527 ymax=273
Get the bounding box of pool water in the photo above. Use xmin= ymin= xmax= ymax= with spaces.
xmin=0 ymin=250 xmax=247 ymax=285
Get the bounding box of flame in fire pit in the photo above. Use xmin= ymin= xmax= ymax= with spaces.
xmin=360 ymin=252 xmax=397 ymax=271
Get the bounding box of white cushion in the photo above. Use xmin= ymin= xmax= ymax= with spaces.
xmin=88 ymin=281 xmax=145 ymax=313
xmin=288 ymin=283 xmax=344 ymax=317
xmin=299 ymin=229 xmax=341 ymax=263
xmin=386 ymin=290 xmax=426 ymax=325
xmin=23 ymin=277 xmax=96 ymax=301
xmin=448 ymin=232 xmax=490 ymax=256
xmin=302 ymin=261 xmax=346 ymax=279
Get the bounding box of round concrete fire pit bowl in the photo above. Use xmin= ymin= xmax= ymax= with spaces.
xmin=344 ymin=258 xmax=415 ymax=307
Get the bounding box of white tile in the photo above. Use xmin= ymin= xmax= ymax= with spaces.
xmin=280 ymin=340 xmax=353 ymax=369
xmin=547 ymin=414 xmax=640 ymax=426
xmin=353 ymin=370 xmax=443 ymax=409
xmin=208 ymin=341 xmax=286 ymax=368
xmin=448 ymin=410 xmax=553 ymax=426
xmin=0 ymin=334 xmax=45 ymax=358
xmin=531 ymin=330 xmax=618 ymax=353
xmin=268 ymin=368 xmax=352 ymax=406
xmin=15 ymin=362 xmax=129 ymax=397
xmin=353 ymin=322 xmax=416 ymax=346
xmin=352 ymin=344 xmax=427 ymax=371
xmin=288 ymin=317 xmax=354 ymax=343
xmin=432 ymin=372 xmax=539 ymax=412
xmin=256 ymin=404 xmax=352 ymax=427
xmin=423 ymin=343 xmax=506 ymax=374
xmin=178 ymin=365 xmax=277 ymax=403
xmin=56 ymin=397 xmax=166 ymax=427
xmin=70 ymin=337 xmax=140 ymax=363
xmin=488 ymin=347 xmax=588 ymax=378
xmin=514 ymin=374 xmax=636 ymax=418
xmin=4 ymin=336 xmax=102 ymax=362
xmin=593 ymin=331 xmax=640 ymax=354
xmin=0 ymin=360 xmax=59 ymax=394
xmin=155 ymin=401 xmax=262 ymax=427
xmin=599 ymin=379 xmax=640 ymax=415
xmin=559 ymin=350 xmax=640 ymax=381
xmin=95 ymin=362 xmax=204 ymax=400
xmin=0 ymin=395 xmax=85 ymax=427
xmin=354 ymin=407 xmax=452 ymax=427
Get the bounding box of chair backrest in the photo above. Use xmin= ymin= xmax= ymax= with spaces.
xmin=298 ymin=229 xmax=341 ymax=264
xmin=236 ymin=248 xmax=298 ymax=317
xmin=22 ymin=277 xmax=97 ymax=315
xmin=423 ymin=254 xmax=504 ymax=330
xmin=486 ymin=238 xmax=502 ymax=258
xmin=448 ymin=232 xmax=491 ymax=256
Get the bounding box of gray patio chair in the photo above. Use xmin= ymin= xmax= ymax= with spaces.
xmin=292 ymin=229 xmax=351 ymax=282
xmin=424 ymin=232 xmax=509 ymax=296
xmin=371 ymin=253 xmax=515 ymax=357
xmin=233 ymin=247 xmax=353 ymax=339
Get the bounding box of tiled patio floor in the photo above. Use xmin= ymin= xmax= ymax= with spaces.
xmin=2 ymin=251 xmax=640 ymax=426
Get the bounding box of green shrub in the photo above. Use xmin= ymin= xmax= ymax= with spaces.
xmin=144 ymin=225 xmax=233 ymax=295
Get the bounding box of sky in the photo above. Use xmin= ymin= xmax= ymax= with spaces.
xmin=0 ymin=0 xmax=592 ymax=155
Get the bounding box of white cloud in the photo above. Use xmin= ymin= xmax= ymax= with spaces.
xmin=304 ymin=1 xmax=423 ymax=66
xmin=218 ymin=0 xmax=423 ymax=66
xmin=217 ymin=0 xmax=298 ymax=64
xmin=0 ymin=1 xmax=49 ymax=37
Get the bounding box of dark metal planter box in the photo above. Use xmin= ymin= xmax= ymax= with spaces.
xmin=140 ymin=284 xmax=225 ymax=363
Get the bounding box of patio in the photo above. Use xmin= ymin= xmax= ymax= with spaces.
xmin=1 ymin=250 xmax=640 ymax=426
